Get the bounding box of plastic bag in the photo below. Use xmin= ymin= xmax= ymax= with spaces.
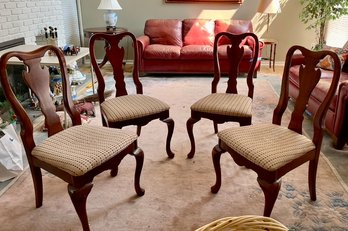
xmin=0 ymin=124 xmax=24 ymax=171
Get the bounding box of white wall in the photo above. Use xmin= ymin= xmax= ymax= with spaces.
xmin=0 ymin=0 xmax=322 ymax=62
xmin=0 ymin=0 xmax=66 ymax=46
xmin=80 ymin=0 xmax=316 ymax=62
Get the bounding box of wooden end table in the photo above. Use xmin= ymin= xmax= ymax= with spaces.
xmin=84 ymin=27 xmax=128 ymax=68
xmin=260 ymin=38 xmax=278 ymax=72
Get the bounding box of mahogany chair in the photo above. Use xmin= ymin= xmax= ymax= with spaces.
xmin=210 ymin=45 xmax=341 ymax=216
xmin=0 ymin=45 xmax=145 ymax=231
xmin=89 ymin=32 xmax=175 ymax=158
xmin=186 ymin=32 xmax=259 ymax=158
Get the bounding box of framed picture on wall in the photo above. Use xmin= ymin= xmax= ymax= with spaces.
xmin=165 ymin=0 xmax=242 ymax=3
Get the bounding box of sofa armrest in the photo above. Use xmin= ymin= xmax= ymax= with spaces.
xmin=258 ymin=40 xmax=264 ymax=58
xmin=245 ymin=37 xmax=264 ymax=60
xmin=290 ymin=53 xmax=305 ymax=66
xmin=136 ymin=35 xmax=150 ymax=73
xmin=334 ymin=81 xmax=348 ymax=137
xmin=136 ymin=35 xmax=150 ymax=52
xmin=246 ymin=37 xmax=264 ymax=50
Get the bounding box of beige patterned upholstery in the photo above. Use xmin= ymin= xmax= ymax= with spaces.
xmin=218 ymin=123 xmax=315 ymax=171
xmin=101 ymin=94 xmax=170 ymax=122
xmin=191 ymin=93 xmax=252 ymax=117
xmin=195 ymin=215 xmax=288 ymax=231
xmin=32 ymin=125 xmax=137 ymax=176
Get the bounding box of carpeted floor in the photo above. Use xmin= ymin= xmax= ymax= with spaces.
xmin=0 ymin=74 xmax=348 ymax=230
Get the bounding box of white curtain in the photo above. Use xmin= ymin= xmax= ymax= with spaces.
xmin=61 ymin=0 xmax=81 ymax=46
xmin=326 ymin=15 xmax=348 ymax=48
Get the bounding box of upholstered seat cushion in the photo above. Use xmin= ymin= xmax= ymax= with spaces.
xmin=101 ymin=94 xmax=170 ymax=122
xmin=32 ymin=125 xmax=137 ymax=176
xmin=191 ymin=93 xmax=252 ymax=117
xmin=180 ymin=45 xmax=213 ymax=60
xmin=218 ymin=124 xmax=315 ymax=171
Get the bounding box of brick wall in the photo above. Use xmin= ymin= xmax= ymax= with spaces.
xmin=0 ymin=0 xmax=66 ymax=46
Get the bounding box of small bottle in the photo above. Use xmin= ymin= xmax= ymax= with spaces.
xmin=71 ymin=86 xmax=77 ymax=101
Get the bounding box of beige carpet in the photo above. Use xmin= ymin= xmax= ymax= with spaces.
xmin=1 ymin=77 xmax=348 ymax=230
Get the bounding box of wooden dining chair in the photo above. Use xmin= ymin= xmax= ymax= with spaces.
xmin=186 ymin=32 xmax=259 ymax=158
xmin=0 ymin=45 xmax=145 ymax=231
xmin=210 ymin=45 xmax=341 ymax=216
xmin=89 ymin=32 xmax=175 ymax=158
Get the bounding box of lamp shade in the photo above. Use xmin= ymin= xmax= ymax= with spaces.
xmin=97 ymin=0 xmax=122 ymax=10
xmin=257 ymin=0 xmax=281 ymax=14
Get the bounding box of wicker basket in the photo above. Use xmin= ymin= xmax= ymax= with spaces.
xmin=195 ymin=215 xmax=288 ymax=231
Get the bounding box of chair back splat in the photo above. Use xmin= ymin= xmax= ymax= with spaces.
xmin=0 ymin=46 xmax=80 ymax=143
xmin=210 ymin=45 xmax=341 ymax=217
xmin=212 ymin=32 xmax=259 ymax=97
xmin=89 ymin=32 xmax=143 ymax=101
xmin=0 ymin=45 xmax=145 ymax=231
xmin=89 ymin=32 xmax=175 ymax=158
xmin=274 ymin=45 xmax=341 ymax=136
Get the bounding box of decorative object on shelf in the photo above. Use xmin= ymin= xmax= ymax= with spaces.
xmin=60 ymin=45 xmax=80 ymax=56
xmin=67 ymin=62 xmax=86 ymax=84
xmin=299 ymin=0 xmax=348 ymax=50
xmin=43 ymin=26 xmax=59 ymax=47
xmin=257 ymin=0 xmax=281 ymax=32
xmin=97 ymin=0 xmax=122 ymax=29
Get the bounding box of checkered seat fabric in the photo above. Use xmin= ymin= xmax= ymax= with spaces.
xmin=191 ymin=93 xmax=252 ymax=117
xmin=101 ymin=94 xmax=170 ymax=122
xmin=32 ymin=125 xmax=138 ymax=176
xmin=218 ymin=123 xmax=315 ymax=171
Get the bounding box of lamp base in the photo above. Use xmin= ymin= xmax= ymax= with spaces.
xmin=106 ymin=26 xmax=117 ymax=31
xmin=103 ymin=11 xmax=118 ymax=29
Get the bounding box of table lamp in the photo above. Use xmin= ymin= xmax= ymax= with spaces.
xmin=257 ymin=0 xmax=281 ymax=31
xmin=98 ymin=0 xmax=122 ymax=30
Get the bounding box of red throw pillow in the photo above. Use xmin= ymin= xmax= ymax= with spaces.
xmin=183 ymin=19 xmax=215 ymax=46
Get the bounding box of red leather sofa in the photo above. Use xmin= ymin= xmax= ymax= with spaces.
xmin=136 ymin=19 xmax=263 ymax=76
xmin=289 ymin=54 xmax=348 ymax=149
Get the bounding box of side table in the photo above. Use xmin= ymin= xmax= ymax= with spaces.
xmin=260 ymin=38 xmax=278 ymax=72
xmin=84 ymin=27 xmax=128 ymax=68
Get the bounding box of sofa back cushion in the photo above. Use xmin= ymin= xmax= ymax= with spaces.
xmin=183 ymin=19 xmax=215 ymax=46
xmin=214 ymin=20 xmax=253 ymax=45
xmin=144 ymin=19 xmax=183 ymax=46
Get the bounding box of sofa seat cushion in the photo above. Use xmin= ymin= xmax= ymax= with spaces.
xmin=144 ymin=19 xmax=183 ymax=46
xmin=218 ymin=45 xmax=253 ymax=60
xmin=183 ymin=19 xmax=215 ymax=46
xmin=289 ymin=65 xmax=348 ymax=111
xmin=144 ymin=44 xmax=181 ymax=60
xmin=180 ymin=45 xmax=213 ymax=60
